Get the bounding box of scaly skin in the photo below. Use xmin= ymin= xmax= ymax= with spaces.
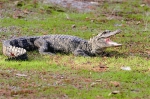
xmin=2 ymin=30 xmax=122 ymax=60
xmin=3 ymin=35 xmax=93 ymax=60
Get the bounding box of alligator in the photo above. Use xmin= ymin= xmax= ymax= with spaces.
xmin=2 ymin=29 xmax=122 ymax=60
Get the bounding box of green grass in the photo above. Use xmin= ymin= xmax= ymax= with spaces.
xmin=0 ymin=0 xmax=150 ymax=98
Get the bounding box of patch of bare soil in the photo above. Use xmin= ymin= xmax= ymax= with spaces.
xmin=45 ymin=0 xmax=150 ymax=12
xmin=143 ymin=0 xmax=150 ymax=5
xmin=45 ymin=0 xmax=101 ymax=12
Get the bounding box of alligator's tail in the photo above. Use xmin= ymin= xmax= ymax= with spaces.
xmin=3 ymin=36 xmax=39 ymax=60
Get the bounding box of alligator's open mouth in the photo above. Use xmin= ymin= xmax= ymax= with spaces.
xmin=100 ymin=29 xmax=122 ymax=47
xmin=105 ymin=38 xmax=122 ymax=47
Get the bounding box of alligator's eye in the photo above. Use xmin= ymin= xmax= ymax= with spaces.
xmin=103 ymin=30 xmax=111 ymax=34
xmin=97 ymin=38 xmax=102 ymax=41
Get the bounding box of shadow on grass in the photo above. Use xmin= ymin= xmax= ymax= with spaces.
xmin=97 ymin=51 xmax=128 ymax=58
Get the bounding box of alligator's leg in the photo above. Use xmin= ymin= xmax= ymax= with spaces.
xmin=34 ymin=38 xmax=55 ymax=55
xmin=73 ymin=49 xmax=89 ymax=57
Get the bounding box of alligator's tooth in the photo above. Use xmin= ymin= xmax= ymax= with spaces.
xmin=22 ymin=49 xmax=26 ymax=54
xmin=14 ymin=48 xmax=17 ymax=56
xmin=15 ymin=47 xmax=21 ymax=56
xmin=6 ymin=46 xmax=12 ymax=57
xmin=4 ymin=46 xmax=9 ymax=57
xmin=18 ymin=48 xmax=21 ymax=51
xmin=24 ymin=49 xmax=26 ymax=53
xmin=11 ymin=46 xmax=15 ymax=52
xmin=18 ymin=47 xmax=22 ymax=56
xmin=8 ymin=46 xmax=12 ymax=53
xmin=20 ymin=48 xmax=25 ymax=55
xmin=16 ymin=48 xmax=21 ymax=56
xmin=15 ymin=47 xmax=18 ymax=56
xmin=19 ymin=48 xmax=25 ymax=56
xmin=21 ymin=48 xmax=24 ymax=55
xmin=16 ymin=47 xmax=20 ymax=56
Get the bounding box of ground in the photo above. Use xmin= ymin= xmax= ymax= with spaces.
xmin=0 ymin=0 xmax=150 ymax=99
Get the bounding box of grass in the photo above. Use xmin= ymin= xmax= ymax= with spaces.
xmin=0 ymin=0 xmax=150 ymax=98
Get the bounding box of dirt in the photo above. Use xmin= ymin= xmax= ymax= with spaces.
xmin=44 ymin=0 xmax=102 ymax=12
xmin=45 ymin=0 xmax=150 ymax=12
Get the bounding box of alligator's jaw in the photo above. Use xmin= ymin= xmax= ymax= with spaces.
xmin=104 ymin=38 xmax=122 ymax=47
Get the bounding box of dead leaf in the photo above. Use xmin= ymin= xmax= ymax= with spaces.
xmin=0 ymin=2 xmax=3 ymax=8
xmin=23 ymin=9 xmax=30 ymax=14
xmin=90 ymin=2 xmax=99 ymax=6
xmin=65 ymin=14 xmax=69 ymax=19
xmin=11 ymin=89 xmax=34 ymax=96
xmin=110 ymin=81 xmax=120 ymax=87
xmin=13 ymin=10 xmax=24 ymax=19
xmin=95 ymin=79 xmax=102 ymax=82
xmin=81 ymin=26 xmax=88 ymax=30
xmin=92 ymin=63 xmax=108 ymax=72
xmin=111 ymin=90 xmax=120 ymax=94
xmin=108 ymin=90 xmax=120 ymax=96
xmin=14 ymin=1 xmax=24 ymax=7
xmin=140 ymin=4 xmax=146 ymax=7
xmin=131 ymin=89 xmax=140 ymax=93
xmin=121 ymin=66 xmax=131 ymax=71
xmin=16 ymin=73 xmax=27 ymax=77
xmin=90 ymin=82 xmax=97 ymax=87
xmin=145 ymin=50 xmax=150 ymax=55
xmin=72 ymin=24 xmax=76 ymax=28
